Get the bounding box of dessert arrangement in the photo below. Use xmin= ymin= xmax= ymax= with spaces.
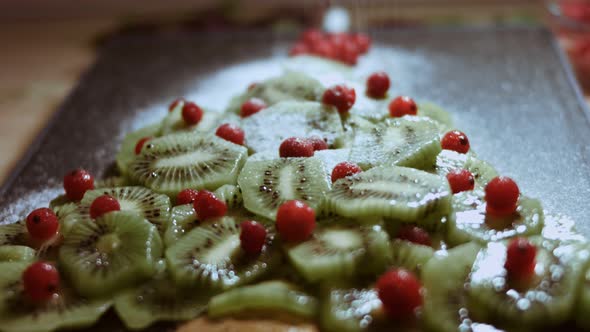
xmin=0 ymin=29 xmax=589 ymax=332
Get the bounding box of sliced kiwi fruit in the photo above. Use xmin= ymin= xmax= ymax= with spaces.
xmin=348 ymin=116 xmax=442 ymax=170
xmin=59 ymin=211 xmax=163 ymax=297
xmin=0 ymin=262 xmax=111 ymax=332
xmin=390 ymin=239 xmax=435 ymax=277
xmin=208 ymin=280 xmax=318 ymax=322
xmin=0 ymin=246 xmax=35 ymax=262
xmin=434 ymin=150 xmax=498 ymax=189
xmin=0 ymin=221 xmax=28 ymax=246
xmin=164 ymin=203 xmax=198 ymax=247
xmin=241 ymin=100 xmax=344 ymax=154
xmin=213 ymin=184 xmax=243 ymax=209
xmin=238 ymin=157 xmax=330 ymax=220
xmin=49 ymin=195 xmax=71 ymax=211
xmin=159 ymin=100 xmax=221 ymax=136
xmin=95 ymin=176 xmax=129 ymax=188
xmin=282 ymin=55 xmax=353 ymax=86
xmin=320 ymin=286 xmax=385 ymax=332
xmin=417 ymin=102 xmax=454 ymax=132
xmin=165 ymin=216 xmax=279 ymax=290
xmin=81 ymin=186 xmax=171 ymax=233
xmin=285 ymin=220 xmax=391 ymax=283
xmin=325 ymin=166 xmax=452 ymax=225
xmin=576 ymin=265 xmax=590 ymax=329
xmin=115 ymin=122 xmax=161 ymax=176
xmin=129 ymin=132 xmax=248 ymax=197
xmin=467 ymin=238 xmax=590 ymax=328
xmin=542 ymin=214 xmax=587 ymax=244
xmin=447 ymin=190 xmax=544 ymax=246
xmin=314 ymin=148 xmax=352 ymax=182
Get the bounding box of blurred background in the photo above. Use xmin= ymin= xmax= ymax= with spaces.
xmin=0 ymin=0 xmax=588 ymax=181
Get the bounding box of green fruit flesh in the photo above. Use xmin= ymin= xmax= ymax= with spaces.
xmin=116 ymin=123 xmax=161 ymax=175
xmin=164 ymin=204 xmax=198 ymax=247
xmin=159 ymin=101 xmax=221 ymax=136
xmin=390 ymin=239 xmax=434 ymax=277
xmin=320 ymin=286 xmax=383 ymax=332
xmin=0 ymin=246 xmax=35 ymax=262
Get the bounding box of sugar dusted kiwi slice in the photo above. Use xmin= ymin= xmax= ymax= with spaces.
xmin=417 ymin=102 xmax=453 ymax=132
xmin=164 ymin=203 xmax=198 ymax=247
xmin=241 ymin=100 xmax=344 ymax=154
xmin=0 ymin=221 xmax=28 ymax=246
xmin=325 ymin=166 xmax=452 ymax=223
xmin=81 ymin=186 xmax=171 ymax=233
xmin=59 ymin=211 xmax=163 ymax=297
xmin=238 ymin=157 xmax=330 ymax=220
xmin=159 ymin=100 xmax=221 ymax=136
xmin=390 ymin=239 xmax=435 ymax=277
xmin=129 ymin=132 xmax=247 ymax=197
xmin=115 ymin=123 xmax=161 ymax=175
xmin=0 ymin=262 xmax=111 ymax=332
xmin=0 ymin=246 xmax=35 ymax=262
xmin=320 ymin=286 xmax=384 ymax=332
xmin=348 ymin=116 xmax=441 ymax=170
xmin=208 ymin=280 xmax=318 ymax=322
xmin=447 ymin=190 xmax=544 ymax=246
xmin=165 ymin=216 xmax=279 ymax=290
xmin=467 ymin=238 xmax=590 ymax=328
xmin=576 ymin=265 xmax=590 ymax=329
xmin=434 ymin=150 xmax=498 ymax=189
xmin=542 ymin=214 xmax=587 ymax=244
xmin=213 ymin=184 xmax=243 ymax=209
xmin=314 ymin=148 xmax=352 ymax=182
xmin=285 ymin=220 xmax=391 ymax=283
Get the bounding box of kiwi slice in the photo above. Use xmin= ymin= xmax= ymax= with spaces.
xmin=159 ymin=101 xmax=221 ymax=136
xmin=241 ymin=100 xmax=344 ymax=154
xmin=348 ymin=116 xmax=442 ymax=170
xmin=576 ymin=265 xmax=590 ymax=329
xmin=0 ymin=262 xmax=111 ymax=332
xmin=129 ymin=132 xmax=248 ymax=197
xmin=390 ymin=239 xmax=435 ymax=277
xmin=165 ymin=216 xmax=279 ymax=290
xmin=542 ymin=214 xmax=587 ymax=244
xmin=238 ymin=157 xmax=330 ymax=220
xmin=59 ymin=211 xmax=163 ymax=298
xmin=0 ymin=246 xmax=35 ymax=262
xmin=81 ymin=186 xmax=171 ymax=233
xmin=467 ymin=238 xmax=590 ymax=328
xmin=447 ymin=190 xmax=544 ymax=246
xmin=314 ymin=148 xmax=352 ymax=182
xmin=115 ymin=123 xmax=161 ymax=176
xmin=208 ymin=280 xmax=318 ymax=322
xmin=164 ymin=203 xmax=198 ymax=247
xmin=325 ymin=166 xmax=452 ymax=224
xmin=417 ymin=102 xmax=454 ymax=132
xmin=283 ymin=55 xmax=353 ymax=86
xmin=0 ymin=221 xmax=28 ymax=246
xmin=213 ymin=184 xmax=243 ymax=209
xmin=285 ymin=220 xmax=391 ymax=283
xmin=320 ymin=286 xmax=384 ymax=332
xmin=95 ymin=176 xmax=129 ymax=188
xmin=434 ymin=150 xmax=498 ymax=189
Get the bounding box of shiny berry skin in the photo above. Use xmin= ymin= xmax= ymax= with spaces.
xmin=181 ymin=102 xmax=204 ymax=125
xmin=485 ymin=176 xmax=520 ymax=216
xmin=441 ymin=130 xmax=470 ymax=154
xmin=279 ymin=137 xmax=315 ymax=158
xmin=176 ymin=189 xmax=199 ymax=206
xmin=22 ymin=262 xmax=59 ymax=303
xmin=446 ymin=169 xmax=475 ymax=194
xmin=26 ymin=208 xmax=59 ymax=242
xmin=240 ymin=220 xmax=267 ymax=256
xmin=276 ymin=200 xmax=315 ymax=243
xmin=193 ymin=190 xmax=227 ymax=221
xmin=134 ymin=137 xmax=152 ymax=155
xmin=377 ymin=268 xmax=423 ymax=320
xmin=308 ymin=137 xmax=328 ymax=151
xmin=505 ymin=237 xmax=536 ymax=280
xmin=289 ymin=42 xmax=309 ymax=56
xmin=389 ymin=96 xmax=418 ymax=118
xmin=168 ymin=98 xmax=184 ymax=112
xmin=366 ymin=72 xmax=390 ymax=99
xmin=90 ymin=195 xmax=121 ymax=219
xmin=334 ymin=41 xmax=359 ymax=65
xmin=322 ymin=85 xmax=356 ymax=113
xmin=396 ymin=225 xmax=432 ymax=247
xmin=351 ymin=33 xmax=371 ymax=54
xmin=215 ymin=123 xmax=245 ymax=145
xmin=312 ymin=40 xmax=336 ymax=58
xmin=63 ymin=169 xmax=94 ymax=201
xmin=331 ymin=162 xmax=362 ymax=183
xmin=301 ymin=28 xmax=324 ymax=45
xmin=240 ymin=98 xmax=267 ymax=118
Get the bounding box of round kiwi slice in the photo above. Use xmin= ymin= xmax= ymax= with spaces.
xmin=115 ymin=122 xmax=161 ymax=176
xmin=81 ymin=186 xmax=171 ymax=234
xmin=285 ymin=219 xmax=391 ymax=283
xmin=59 ymin=211 xmax=163 ymax=298
xmin=319 ymin=286 xmax=385 ymax=332
xmin=129 ymin=132 xmax=248 ymax=197
xmin=0 ymin=221 xmax=28 ymax=246
xmin=165 ymin=216 xmax=280 ymax=290
xmin=467 ymin=238 xmax=590 ymax=328
xmin=164 ymin=203 xmax=199 ymax=247
xmin=417 ymin=102 xmax=454 ymax=132
xmin=0 ymin=246 xmax=36 ymax=263
xmin=447 ymin=190 xmax=544 ymax=246
xmin=0 ymin=262 xmax=111 ymax=332
xmin=325 ymin=166 xmax=452 ymax=224
xmin=238 ymin=157 xmax=330 ymax=220
xmin=434 ymin=150 xmax=498 ymax=189
xmin=213 ymin=184 xmax=243 ymax=209
xmin=207 ymin=280 xmax=318 ymax=322
xmin=348 ymin=116 xmax=442 ymax=170
xmin=390 ymin=239 xmax=434 ymax=277
xmin=159 ymin=101 xmax=222 ymax=136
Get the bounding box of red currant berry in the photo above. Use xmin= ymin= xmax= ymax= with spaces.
xmin=182 ymin=101 xmax=204 ymax=125
xmin=168 ymin=98 xmax=184 ymax=112
xmin=215 ymin=123 xmax=245 ymax=145
xmin=289 ymin=42 xmax=309 ymax=56
xmin=441 ymin=130 xmax=470 ymax=154
xmin=388 ymin=96 xmax=417 ymax=118
xmin=90 ymin=195 xmax=121 ymax=219
xmin=26 ymin=208 xmax=59 ymax=242
xmin=23 ymin=262 xmax=59 ymax=303
xmin=240 ymin=98 xmax=267 ymax=118
xmin=276 ymin=200 xmax=315 ymax=243
xmin=485 ymin=176 xmax=520 ymax=216
xmin=334 ymin=40 xmax=359 ymax=65
xmin=134 ymin=137 xmax=152 ymax=155
xmin=308 ymin=136 xmax=328 ymax=151
xmin=446 ymin=169 xmax=475 ymax=194
xmin=395 ymin=225 xmax=432 ymax=247
xmin=193 ymin=190 xmax=227 ymax=221
xmin=505 ymin=237 xmax=536 ymax=280
xmin=331 ymin=162 xmax=362 ymax=183
xmin=240 ymin=220 xmax=267 ymax=256
xmin=351 ymin=33 xmax=371 ymax=54
xmin=279 ymin=137 xmax=315 ymax=158
xmin=63 ymin=169 xmax=94 ymax=201
xmin=176 ymin=188 xmax=199 ymax=206
xmin=366 ymin=72 xmax=390 ymax=99
xmin=312 ymin=40 xmax=336 ymax=58
xmin=301 ymin=28 xmax=324 ymax=45
xmin=377 ymin=268 xmax=422 ymax=320
xmin=322 ymin=85 xmax=356 ymax=113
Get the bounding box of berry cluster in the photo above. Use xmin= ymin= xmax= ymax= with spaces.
xmin=289 ymin=29 xmax=371 ymax=66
